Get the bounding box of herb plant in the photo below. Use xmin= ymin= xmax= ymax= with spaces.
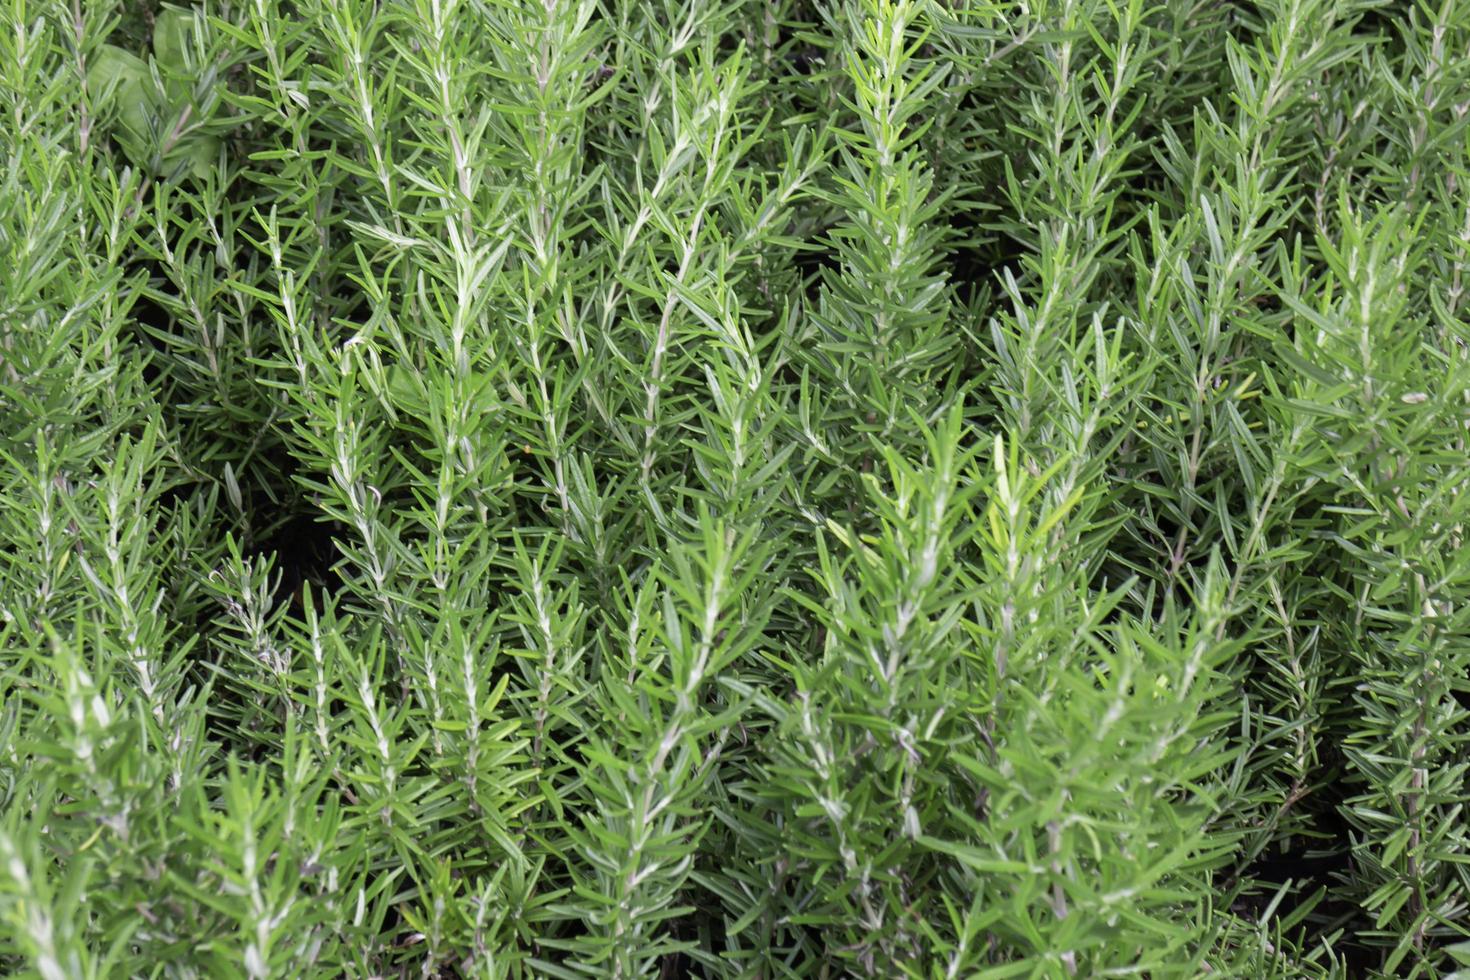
xmin=2 ymin=0 xmax=1469 ymax=976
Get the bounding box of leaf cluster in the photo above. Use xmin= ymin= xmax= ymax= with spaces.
xmin=2 ymin=0 xmax=1470 ymax=977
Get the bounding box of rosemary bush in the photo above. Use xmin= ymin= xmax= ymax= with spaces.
xmin=2 ymin=0 xmax=1469 ymax=975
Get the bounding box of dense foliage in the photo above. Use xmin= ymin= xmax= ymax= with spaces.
xmin=2 ymin=0 xmax=1469 ymax=975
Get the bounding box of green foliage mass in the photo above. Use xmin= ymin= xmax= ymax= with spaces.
xmin=2 ymin=0 xmax=1469 ymax=976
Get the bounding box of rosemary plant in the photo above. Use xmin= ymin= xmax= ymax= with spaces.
xmin=2 ymin=0 xmax=1469 ymax=976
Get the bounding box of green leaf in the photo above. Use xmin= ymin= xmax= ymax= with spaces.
xmin=152 ymin=6 xmax=196 ymax=74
